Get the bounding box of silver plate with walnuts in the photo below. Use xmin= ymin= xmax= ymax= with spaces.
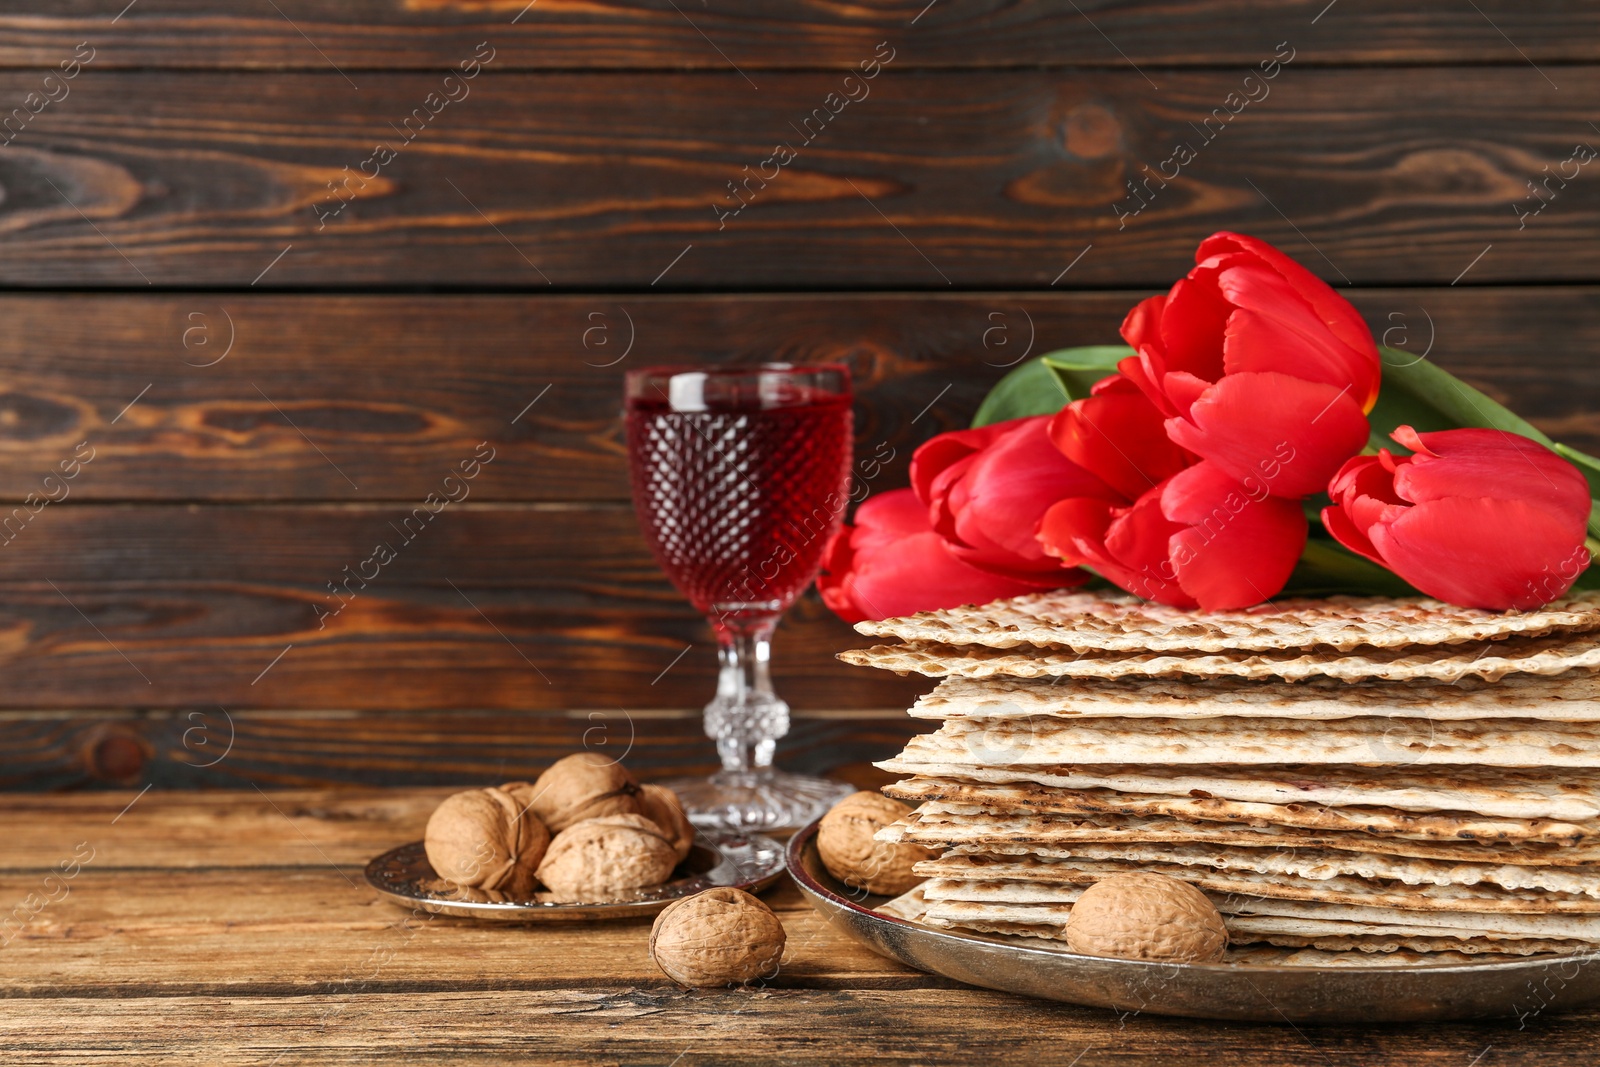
xmin=366 ymin=830 xmax=785 ymax=921
xmin=788 ymin=820 xmax=1600 ymax=1024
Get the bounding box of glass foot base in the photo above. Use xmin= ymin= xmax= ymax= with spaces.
xmin=654 ymin=770 xmax=855 ymax=832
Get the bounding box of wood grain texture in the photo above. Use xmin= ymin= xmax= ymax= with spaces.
xmin=0 ymin=290 xmax=1591 ymax=503
xmin=0 ymin=508 xmax=929 ymax=712
xmin=2 ymin=70 xmax=1598 ymax=287
xmin=0 ymin=2 xmax=1596 ymax=70
xmin=0 ymin=709 xmax=916 ymax=791
xmin=4 ymin=988 xmax=1586 ymax=1066
xmin=0 ymin=789 xmax=1592 ymax=1066
xmin=0 ymin=869 xmax=915 ymax=994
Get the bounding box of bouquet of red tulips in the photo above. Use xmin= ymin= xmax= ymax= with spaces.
xmin=821 ymin=232 xmax=1600 ymax=621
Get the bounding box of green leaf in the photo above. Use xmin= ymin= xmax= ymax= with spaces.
xmin=1557 ymin=442 xmax=1600 ymax=479
xmin=1371 ymin=346 xmax=1557 ymax=453
xmin=1575 ymin=551 xmax=1600 ymax=591
xmin=1555 ymin=445 xmax=1600 ymax=529
xmin=970 ymin=357 xmax=1069 ymax=428
xmin=1041 ymin=345 xmax=1135 ymax=403
xmin=1278 ymin=541 xmax=1421 ymax=599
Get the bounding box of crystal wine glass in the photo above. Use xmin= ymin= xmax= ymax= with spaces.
xmin=626 ymin=363 xmax=856 ymax=830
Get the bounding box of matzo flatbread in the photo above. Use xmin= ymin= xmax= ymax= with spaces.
xmin=919 ymin=868 xmax=1600 ymax=914
xmin=912 ymin=673 xmax=1600 ymax=723
xmin=874 ymin=884 xmax=931 ymax=923
xmin=874 ymin=761 xmax=1600 ymax=821
xmin=922 ymin=894 xmax=1600 ymax=939
xmin=857 ymin=590 xmax=1600 ymax=653
xmin=876 ymin=793 xmax=1600 ymax=851
xmin=1233 ymin=936 xmax=1585 ymax=958
xmin=924 ymin=825 xmax=1600 ymax=867
xmin=922 ymin=844 xmax=1600 ymax=895
xmin=926 ymin=911 xmax=1584 ymax=958
xmin=892 ymin=715 xmax=1600 ymax=768
xmin=839 ymin=633 xmax=1600 ymax=683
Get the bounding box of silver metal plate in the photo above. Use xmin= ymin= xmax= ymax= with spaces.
xmin=366 ymin=831 xmax=785 ymax=921
xmin=787 ymin=819 xmax=1600 ymax=1023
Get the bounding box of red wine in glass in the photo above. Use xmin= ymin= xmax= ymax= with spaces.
xmin=626 ymin=364 xmax=855 ymax=829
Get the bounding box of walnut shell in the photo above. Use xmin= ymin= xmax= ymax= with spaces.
xmin=423 ymin=781 xmax=550 ymax=898
xmin=817 ymin=791 xmax=935 ymax=896
xmin=1064 ymin=872 xmax=1228 ymax=964
xmin=530 ymin=752 xmax=641 ymax=834
xmin=535 ymin=813 xmax=678 ymax=902
xmin=637 ymin=783 xmax=695 ymax=862
xmin=650 ymin=887 xmax=785 ymax=988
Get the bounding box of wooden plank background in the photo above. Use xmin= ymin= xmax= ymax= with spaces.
xmin=0 ymin=2 xmax=1596 ymax=789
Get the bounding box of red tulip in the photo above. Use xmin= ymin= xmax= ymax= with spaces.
xmin=1323 ymin=426 xmax=1594 ymax=610
xmin=818 ymin=489 xmax=1062 ymax=623
xmin=1039 ymin=460 xmax=1308 ymax=611
xmin=1048 ymin=373 xmax=1194 ymax=502
xmin=912 ymin=414 xmax=1117 ymax=582
xmin=1119 ymin=231 xmax=1380 ymax=498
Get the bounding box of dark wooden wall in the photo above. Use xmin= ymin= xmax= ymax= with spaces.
xmin=1 ymin=2 xmax=1596 ymax=788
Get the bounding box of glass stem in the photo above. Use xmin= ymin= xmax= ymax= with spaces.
xmin=704 ymin=615 xmax=790 ymax=777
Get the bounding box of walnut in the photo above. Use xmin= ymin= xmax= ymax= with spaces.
xmin=529 ymin=752 xmax=641 ymax=834
xmin=817 ymin=791 xmax=935 ymax=896
xmin=535 ymin=813 xmax=678 ymax=902
xmin=637 ymin=783 xmax=695 ymax=862
xmin=650 ymin=887 xmax=786 ymax=988
xmin=424 ymin=781 xmax=550 ymax=898
xmin=1063 ymin=872 xmax=1228 ymax=964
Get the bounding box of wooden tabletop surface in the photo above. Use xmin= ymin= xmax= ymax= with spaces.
xmin=0 ymin=786 xmax=1593 ymax=1065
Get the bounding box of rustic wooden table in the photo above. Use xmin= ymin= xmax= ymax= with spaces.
xmin=3 ymin=785 xmax=1593 ymax=1065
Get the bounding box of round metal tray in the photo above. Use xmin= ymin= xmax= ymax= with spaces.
xmin=787 ymin=819 xmax=1600 ymax=1023
xmin=366 ymin=830 xmax=785 ymax=921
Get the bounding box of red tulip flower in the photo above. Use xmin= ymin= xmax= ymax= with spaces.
xmin=912 ymin=414 xmax=1117 ymax=583
xmin=1048 ymin=373 xmax=1194 ymax=501
xmin=818 ymin=489 xmax=1062 ymax=624
xmin=1323 ymin=426 xmax=1594 ymax=610
xmin=1119 ymin=231 xmax=1380 ymax=499
xmin=1039 ymin=460 xmax=1308 ymax=611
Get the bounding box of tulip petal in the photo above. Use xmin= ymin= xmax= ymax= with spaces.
xmin=1321 ymin=503 xmax=1385 ymax=566
xmin=945 ymin=415 xmax=1116 ymax=577
xmin=1221 ymin=300 xmax=1380 ymax=403
xmin=1367 ymin=495 xmax=1593 ymax=610
xmin=1119 ymin=294 xmax=1167 ymax=353
xmin=1197 ymin=231 xmax=1379 ymax=391
xmin=1328 ymin=455 xmax=1410 ymax=540
xmin=1037 ymin=496 xmax=1114 ymax=569
xmin=1103 ymin=491 xmax=1198 ymax=607
xmin=1049 ymin=376 xmax=1192 ymax=502
xmin=1165 ymin=371 xmax=1370 ymax=498
xmin=910 ymin=421 xmax=1012 ymax=508
xmin=1039 ymin=493 xmax=1195 ymax=607
xmin=1118 ymin=351 xmax=1179 ymax=417
xmin=1157 ymin=275 xmax=1229 ymax=383
xmin=1160 ymin=371 xmax=1213 ymax=420
xmin=1389 ymin=427 xmax=1594 ymax=531
xmin=818 ymin=489 xmax=1071 ymax=623
xmin=1162 ymin=462 xmax=1309 ymax=610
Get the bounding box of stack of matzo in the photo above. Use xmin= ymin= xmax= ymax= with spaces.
xmin=840 ymin=590 xmax=1600 ymax=960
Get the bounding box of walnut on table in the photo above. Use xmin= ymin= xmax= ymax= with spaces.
xmin=650 ymin=887 xmax=786 ymax=988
